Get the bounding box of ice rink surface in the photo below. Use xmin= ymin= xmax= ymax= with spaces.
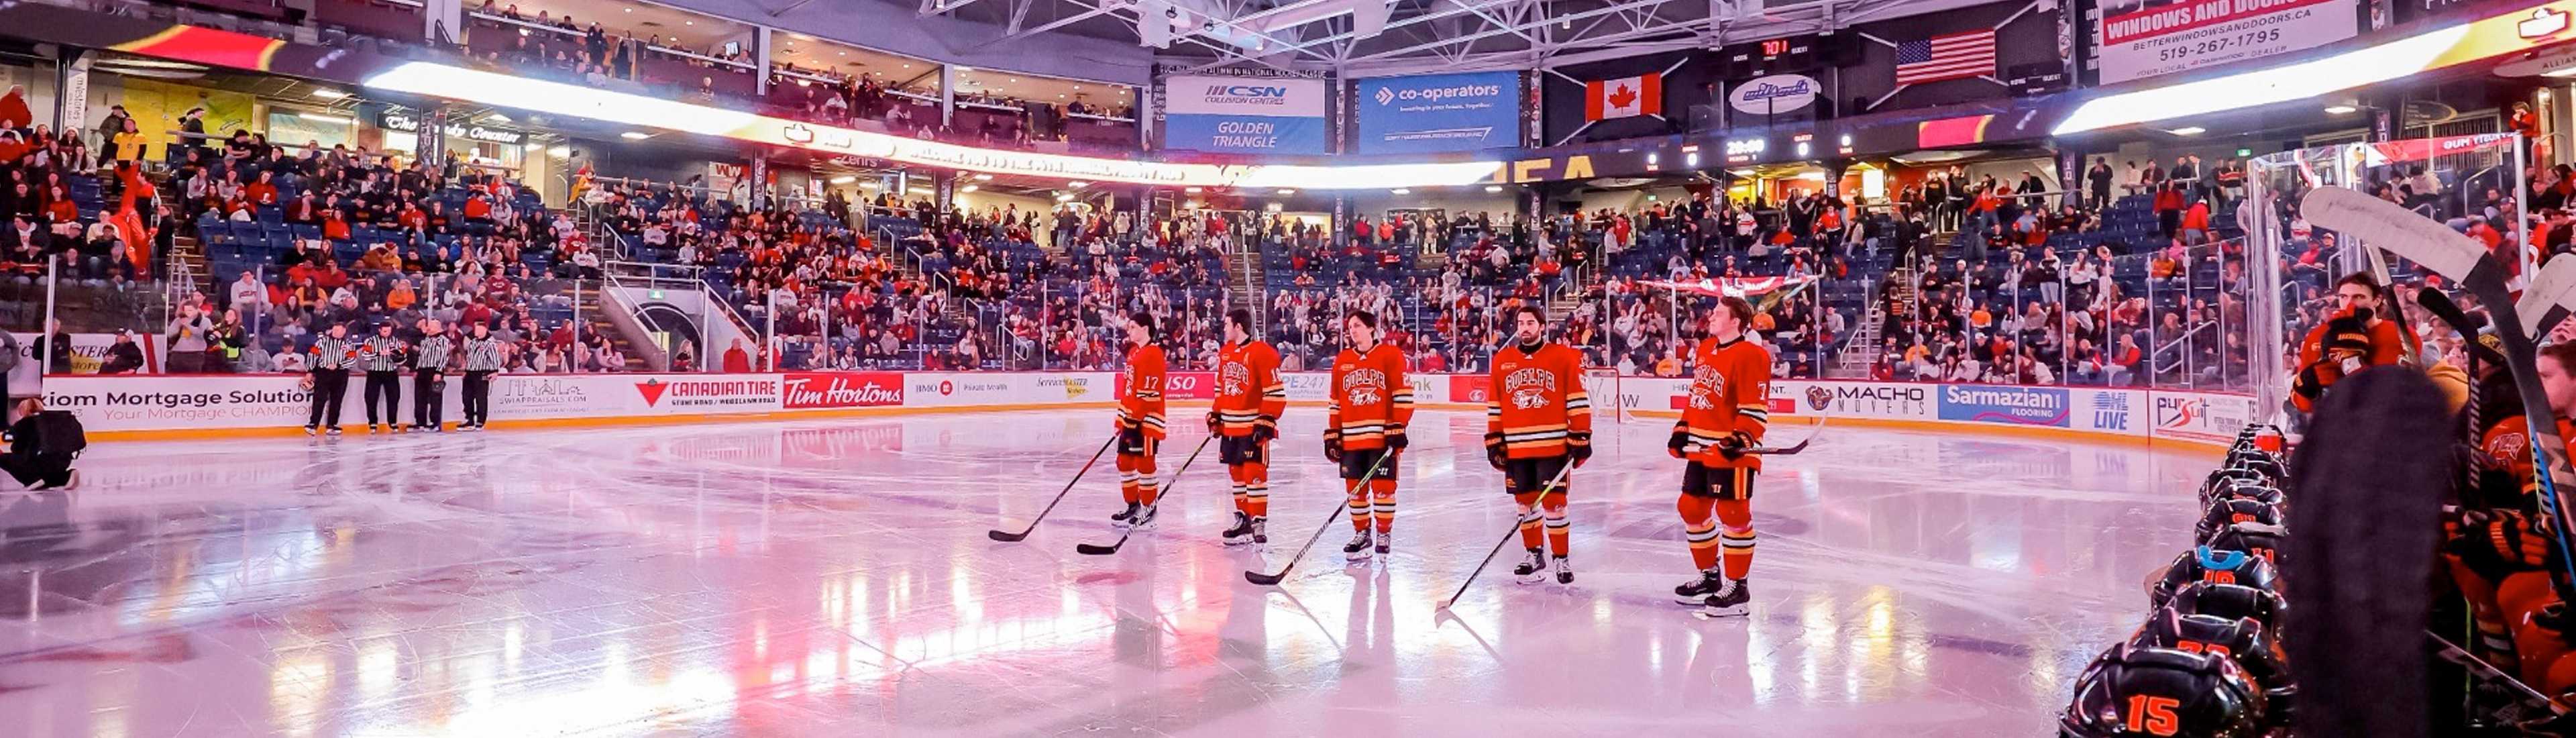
xmin=0 ymin=408 xmax=2214 ymax=737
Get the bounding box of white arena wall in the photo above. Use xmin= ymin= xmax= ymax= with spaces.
xmin=34 ymin=370 xmax=2258 ymax=449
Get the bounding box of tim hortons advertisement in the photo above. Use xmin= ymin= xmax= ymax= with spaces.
xmin=780 ymin=372 xmax=906 ymax=409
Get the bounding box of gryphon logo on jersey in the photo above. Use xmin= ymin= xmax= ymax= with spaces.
xmin=1504 ymin=367 xmax=1556 ymax=410
xmin=1342 ymin=368 xmax=1387 ymax=406
xmin=1688 ymin=365 xmax=1724 ymax=410
xmin=1220 ymin=361 xmax=1251 ymax=396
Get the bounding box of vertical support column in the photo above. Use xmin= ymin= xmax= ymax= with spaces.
xmin=2057 ymin=148 xmax=2082 ymax=210
xmin=52 ymin=50 xmax=89 ymax=132
xmin=417 ymin=103 xmax=447 ymax=168
xmin=934 ymin=172 xmax=955 ymax=215
xmin=1822 ymin=160 xmax=1847 ymax=200
xmin=1332 ymin=193 xmax=1347 ymax=246
xmin=753 ymin=27 xmax=773 ymax=97
xmin=749 ymin=156 xmax=770 ymax=210
xmin=940 ymin=64 xmax=957 ymax=128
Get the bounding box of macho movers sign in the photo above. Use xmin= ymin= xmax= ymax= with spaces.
xmin=2095 ymin=0 xmax=2359 ymax=84
xmin=1354 ymin=71 xmax=1519 ymax=155
xmin=1162 ymin=75 xmax=1328 ymax=155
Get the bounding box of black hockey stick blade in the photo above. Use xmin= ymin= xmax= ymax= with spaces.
xmin=987 ymin=434 xmax=1120 ymax=542
xmin=1242 ymin=568 xmax=1293 ymax=586
xmin=1436 ymin=459 xmax=1579 ymax=611
xmin=2286 ymin=368 xmax=2450 ymax=738
xmin=2416 ymin=289 xmax=2510 ymax=368
xmin=1244 ymin=446 xmax=1394 ymax=585
xmin=1074 ymin=437 xmax=1215 ymax=556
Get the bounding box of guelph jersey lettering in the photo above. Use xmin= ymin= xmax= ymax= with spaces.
xmin=1220 ymin=361 xmax=1251 ymax=397
xmin=1688 ymin=365 xmax=1725 ymax=411
xmin=1505 ymin=367 xmax=1556 ymax=410
xmin=1342 ymin=368 xmax=1387 ymax=407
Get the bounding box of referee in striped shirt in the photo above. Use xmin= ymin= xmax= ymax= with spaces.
xmin=413 ymin=319 xmax=453 ymax=433
xmin=360 ymin=321 xmax=406 ymax=433
xmin=460 ymin=322 xmax=504 ymax=431
xmin=305 ymin=322 xmax=355 ymax=435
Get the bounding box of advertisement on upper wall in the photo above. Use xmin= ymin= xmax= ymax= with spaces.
xmin=1161 ymin=74 xmax=1328 ymax=155
xmin=2094 ymin=0 xmax=2361 ymax=84
xmin=1354 ymin=71 xmax=1520 ymax=154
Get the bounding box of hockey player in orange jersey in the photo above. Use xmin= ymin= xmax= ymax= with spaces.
xmin=1670 ymin=296 xmax=1771 ymax=617
xmin=1207 ymin=309 xmax=1286 ymax=546
xmin=1485 ymin=305 xmax=1591 ymax=585
xmin=1326 ymin=310 xmax=1413 ymax=563
xmin=1112 ymin=311 xmax=1169 ymax=530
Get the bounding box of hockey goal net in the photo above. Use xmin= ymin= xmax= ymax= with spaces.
xmin=1582 ymin=368 xmax=1632 ymax=424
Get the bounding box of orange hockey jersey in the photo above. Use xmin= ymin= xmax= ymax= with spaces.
xmin=1326 ymin=343 xmax=1413 ymax=451
xmin=1214 ymin=339 xmax=1286 ymax=437
xmin=1678 ymin=336 xmax=1771 ymax=470
xmin=1120 ymin=344 xmax=1169 ymax=440
xmin=1487 ymin=342 xmax=1591 ymax=458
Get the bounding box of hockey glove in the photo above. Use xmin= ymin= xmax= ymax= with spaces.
xmin=1484 ymin=432 xmax=1507 ymax=470
xmin=1667 ymin=428 xmax=1690 ymax=459
xmin=1569 ymin=431 xmax=1592 ymax=467
xmin=2447 ymin=509 xmax=2556 ymax=582
xmin=1251 ymin=420 xmax=1277 ymax=445
xmin=1385 ymin=427 xmax=1407 ymax=451
xmin=1206 ymin=413 xmax=1222 ymax=433
xmin=1324 ymin=433 xmax=1344 ymax=463
xmin=1121 ymin=426 xmax=1146 ymax=450
xmin=1716 ymin=431 xmax=1753 ymax=460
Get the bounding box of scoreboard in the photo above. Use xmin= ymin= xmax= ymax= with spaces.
xmin=1715 ymin=33 xmax=1857 ymax=78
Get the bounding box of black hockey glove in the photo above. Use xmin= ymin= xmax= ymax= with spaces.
xmin=1716 ymin=431 xmax=1753 ymax=460
xmin=1385 ymin=427 xmax=1407 ymax=451
xmin=1324 ymin=433 xmax=1344 ymax=463
xmin=1667 ymin=428 xmax=1690 ymax=459
xmin=1206 ymin=413 xmax=1222 ymax=433
xmin=1568 ymin=431 xmax=1592 ymax=467
xmin=1484 ymin=432 xmax=1507 ymax=470
xmin=1251 ymin=420 xmax=1276 ymax=445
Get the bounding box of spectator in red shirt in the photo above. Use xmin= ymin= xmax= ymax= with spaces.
xmin=722 ymin=338 xmax=752 ymax=372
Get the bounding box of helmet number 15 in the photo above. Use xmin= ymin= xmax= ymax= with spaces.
xmin=2125 ymin=694 xmax=2181 ymax=735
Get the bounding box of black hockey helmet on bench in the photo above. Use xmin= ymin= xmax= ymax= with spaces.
xmin=2059 ymin=643 xmax=2267 ymax=737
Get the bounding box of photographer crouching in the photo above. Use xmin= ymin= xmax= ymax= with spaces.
xmin=1 ymin=398 xmax=83 ymax=490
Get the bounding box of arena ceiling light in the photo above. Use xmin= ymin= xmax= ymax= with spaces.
xmin=2324 ymin=104 xmax=2359 ymax=114
xmin=2167 ymin=126 xmax=2206 ymax=136
xmin=310 ymin=89 xmax=350 ymax=99
xmin=829 ymin=175 xmax=857 ymax=184
xmin=2053 ymin=3 xmax=2576 ymax=135
xmin=359 ymin=61 xmax=1504 ymax=189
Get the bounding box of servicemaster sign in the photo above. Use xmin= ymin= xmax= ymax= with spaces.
xmin=1163 ymin=74 xmax=1328 ymax=155
xmin=1354 ymin=71 xmax=1519 ymax=154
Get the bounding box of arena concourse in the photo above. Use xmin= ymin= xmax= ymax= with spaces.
xmin=0 ymin=0 xmax=2558 ymax=734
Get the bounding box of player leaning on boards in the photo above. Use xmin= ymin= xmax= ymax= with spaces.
xmin=1672 ymin=296 xmax=1771 ymax=618
xmin=1486 ymin=305 xmax=1591 ymax=585
xmin=1209 ymin=309 xmax=1287 ymax=547
xmin=1327 ymin=309 xmax=1413 ymax=564
xmin=1110 ymin=310 xmax=1171 ymax=530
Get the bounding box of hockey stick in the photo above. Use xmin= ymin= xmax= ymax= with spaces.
xmin=1073 ymin=435 xmax=1214 ymax=556
xmin=2305 ymin=186 xmax=2576 ymax=594
xmin=1243 ymin=446 xmax=1399 ymax=586
xmin=2518 ymin=255 xmax=2576 ymax=341
xmin=986 ymin=433 xmax=1119 ymax=543
xmin=1436 ymin=458 xmax=1579 ymax=611
xmin=2428 ymin=629 xmax=2572 ymax=713
xmin=2417 ymin=290 xmax=2510 ymax=369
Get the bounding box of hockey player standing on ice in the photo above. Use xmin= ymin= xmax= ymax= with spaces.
xmin=1672 ymin=296 xmax=1771 ymax=617
xmin=1326 ymin=309 xmax=1413 ymax=563
xmin=1210 ymin=309 xmax=1286 ymax=547
xmin=1111 ymin=310 xmax=1169 ymax=530
xmin=1486 ymin=305 xmax=1591 ymax=584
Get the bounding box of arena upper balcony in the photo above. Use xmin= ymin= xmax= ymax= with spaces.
xmin=9 ymin=0 xmax=2576 ymax=193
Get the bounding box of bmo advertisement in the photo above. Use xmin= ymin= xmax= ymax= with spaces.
xmin=1354 ymin=71 xmax=1519 ymax=154
xmin=1162 ymin=74 xmax=1328 ymax=155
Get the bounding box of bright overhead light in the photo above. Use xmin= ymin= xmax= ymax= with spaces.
xmin=960 ymin=184 xmax=979 ymax=193
xmin=1055 ymin=193 xmax=1074 ymax=202
xmin=908 ymin=187 xmax=931 ymax=195
xmin=860 ymin=181 xmax=879 ymax=189
xmin=2168 ymin=126 xmax=2206 ymax=136
xmin=1277 ymin=189 xmax=1295 ymax=195
xmin=1184 ymin=200 xmax=1201 ymax=209
xmin=310 ymin=89 xmax=348 ymax=99
xmin=956 ymin=66 xmax=974 ymax=72
xmin=829 ymin=175 xmax=857 ymax=184
xmin=547 ymin=146 xmax=570 ymax=157
xmin=684 ymin=19 xmax=692 ymax=24
xmin=484 ymin=113 xmax=510 ymax=123
xmin=2324 ymin=104 xmax=2358 ymax=114
xmin=524 ymin=141 xmax=544 ymax=152
xmin=621 ymin=131 xmax=652 ymax=140
xmin=1069 ymin=181 xmax=1089 ymax=189
xmin=1183 ymin=186 xmax=1201 ymax=193
xmin=1391 ymin=188 xmax=1410 ymax=194
xmin=1484 ymin=185 xmax=1502 ymax=193
xmin=973 ymin=174 xmax=993 ymax=181
xmin=299 ymin=112 xmax=352 ymax=124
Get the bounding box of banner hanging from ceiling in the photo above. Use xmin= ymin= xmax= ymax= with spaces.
xmin=2093 ymin=0 xmax=2361 ymax=85
xmin=1353 ymin=71 xmax=1521 ymax=154
xmin=1161 ymin=74 xmax=1328 ymax=155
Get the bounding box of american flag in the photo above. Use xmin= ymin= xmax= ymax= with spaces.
xmin=1895 ymin=30 xmax=1996 ymax=85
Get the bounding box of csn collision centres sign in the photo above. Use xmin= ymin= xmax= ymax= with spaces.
xmin=1162 ymin=74 xmax=1327 ymax=155
xmin=1937 ymin=384 xmax=2071 ymax=427
xmin=2094 ymin=0 xmax=2359 ymax=84
xmin=1354 ymin=71 xmax=1519 ymax=154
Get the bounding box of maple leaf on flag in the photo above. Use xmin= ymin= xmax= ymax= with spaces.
xmin=1608 ymin=85 xmax=1637 ymax=110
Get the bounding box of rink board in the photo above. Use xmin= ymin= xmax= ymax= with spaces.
xmin=32 ymin=371 xmax=2255 ymax=447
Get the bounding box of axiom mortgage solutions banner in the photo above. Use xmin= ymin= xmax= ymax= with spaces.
xmin=1161 ymin=74 xmax=1329 ymax=155
xmin=2094 ymin=0 xmax=2361 ymax=84
xmin=1353 ymin=71 xmax=1521 ymax=154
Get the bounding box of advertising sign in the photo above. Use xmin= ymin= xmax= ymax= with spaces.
xmin=1937 ymin=384 xmax=2072 ymax=427
xmin=1161 ymin=74 xmax=1328 ymax=154
xmin=631 ymin=376 xmax=782 ymax=413
xmin=2074 ymin=388 xmax=2139 ymax=434
xmin=2094 ymin=0 xmax=2359 ymax=84
xmin=780 ymin=372 xmax=906 ymax=409
xmin=1162 ymin=371 xmax=1218 ymax=401
xmin=1725 ymin=73 xmax=1821 ymax=116
xmin=2149 ymin=390 xmax=2256 ymax=441
xmin=1354 ymin=71 xmax=1519 ymax=154
xmin=906 ymin=372 xmax=1113 ymax=407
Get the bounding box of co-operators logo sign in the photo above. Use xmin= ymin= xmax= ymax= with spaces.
xmin=1373 ymin=82 xmax=1503 ymax=107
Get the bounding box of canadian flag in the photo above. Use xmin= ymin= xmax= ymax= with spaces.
xmin=1585 ymin=72 xmax=1662 ymax=121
